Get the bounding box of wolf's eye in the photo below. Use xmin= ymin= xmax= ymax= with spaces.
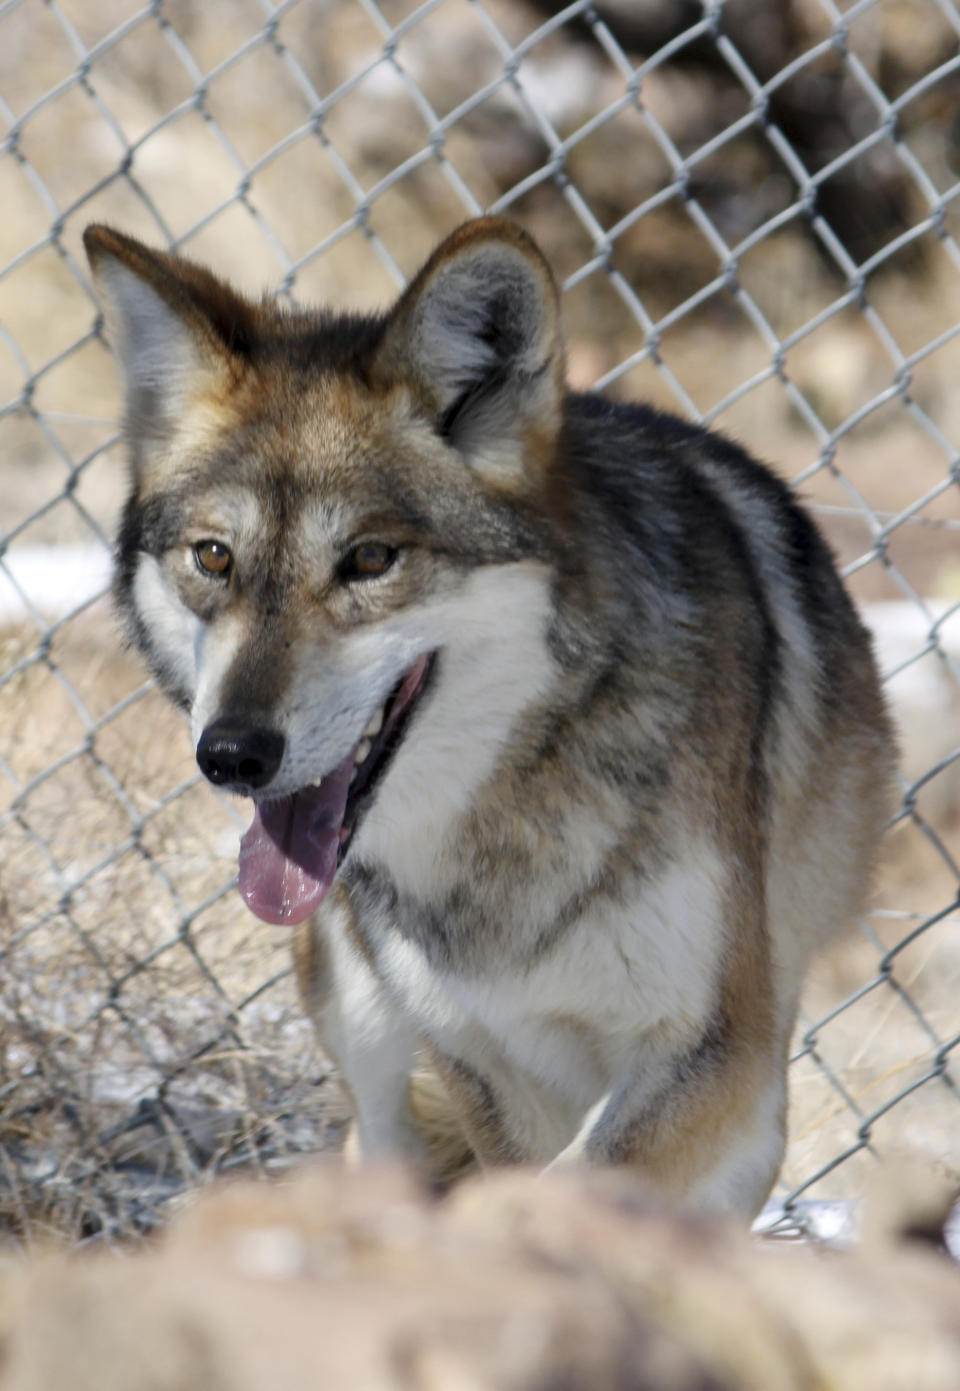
xmin=194 ymin=540 xmax=232 ymax=578
xmin=340 ymin=542 xmax=398 ymax=582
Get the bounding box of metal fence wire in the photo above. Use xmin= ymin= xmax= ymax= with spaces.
xmin=1 ymin=0 xmax=959 ymax=1244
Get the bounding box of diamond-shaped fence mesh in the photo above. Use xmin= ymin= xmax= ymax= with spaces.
xmin=0 ymin=0 xmax=958 ymax=1244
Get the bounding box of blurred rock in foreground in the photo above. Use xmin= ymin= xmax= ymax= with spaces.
xmin=1 ymin=1163 xmax=959 ymax=1390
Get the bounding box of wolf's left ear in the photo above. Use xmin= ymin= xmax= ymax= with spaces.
xmin=375 ymin=218 xmax=564 ymax=473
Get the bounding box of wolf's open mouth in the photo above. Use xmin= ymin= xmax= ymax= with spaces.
xmin=237 ymin=652 xmax=436 ymax=925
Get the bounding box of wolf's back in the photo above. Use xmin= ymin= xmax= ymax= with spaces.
xmin=556 ymin=389 xmax=895 ymax=1012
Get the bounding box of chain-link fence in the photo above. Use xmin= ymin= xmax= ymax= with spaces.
xmin=1 ymin=0 xmax=958 ymax=1244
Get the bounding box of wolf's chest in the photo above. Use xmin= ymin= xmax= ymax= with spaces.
xmin=364 ymin=838 xmax=729 ymax=1091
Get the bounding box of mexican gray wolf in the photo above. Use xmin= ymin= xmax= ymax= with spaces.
xmin=84 ymin=216 xmax=895 ymax=1216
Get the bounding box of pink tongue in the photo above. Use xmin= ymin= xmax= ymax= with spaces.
xmin=238 ymin=755 xmax=354 ymax=925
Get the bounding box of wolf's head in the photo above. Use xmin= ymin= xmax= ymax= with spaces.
xmin=84 ymin=218 xmax=570 ymax=924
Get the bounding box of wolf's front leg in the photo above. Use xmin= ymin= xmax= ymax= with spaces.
xmin=293 ymin=888 xmax=427 ymax=1164
xmin=543 ymin=1041 xmax=786 ymax=1219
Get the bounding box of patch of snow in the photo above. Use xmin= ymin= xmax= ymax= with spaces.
xmin=0 ymin=543 xmax=113 ymax=625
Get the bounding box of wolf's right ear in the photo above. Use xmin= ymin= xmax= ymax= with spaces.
xmin=83 ymin=226 xmax=252 ymax=459
xmin=373 ymin=218 xmax=565 ymax=478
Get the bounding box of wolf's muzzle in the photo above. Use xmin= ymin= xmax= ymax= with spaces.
xmin=196 ymin=719 xmax=285 ymax=791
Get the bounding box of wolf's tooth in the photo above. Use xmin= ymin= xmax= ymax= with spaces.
xmin=350 ymin=768 xmax=358 ymax=784
xmin=355 ymin=738 xmax=372 ymax=765
xmin=363 ymin=707 xmax=384 ymax=739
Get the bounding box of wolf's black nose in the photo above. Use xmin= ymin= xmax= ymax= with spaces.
xmin=196 ymin=721 xmax=285 ymax=789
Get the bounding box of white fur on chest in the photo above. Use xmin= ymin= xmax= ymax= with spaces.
xmin=355 ymin=562 xmax=556 ymax=897
xmin=373 ymin=838 xmax=728 ymax=1102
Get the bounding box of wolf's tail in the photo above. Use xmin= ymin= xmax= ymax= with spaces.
xmin=408 ymin=1063 xmax=478 ymax=1187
